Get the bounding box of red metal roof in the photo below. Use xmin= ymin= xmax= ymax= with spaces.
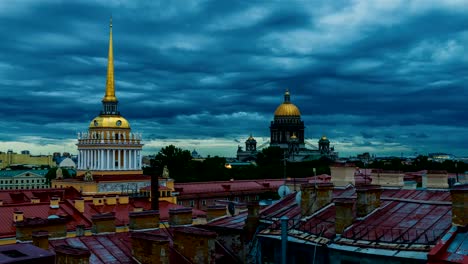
xmin=0 ymin=201 xmax=90 ymax=238
xmin=175 ymin=179 xmax=285 ymax=199
xmin=0 ymin=187 xmax=81 ymax=204
xmin=428 ymin=226 xmax=468 ymax=263
xmin=258 ymin=188 xmax=454 ymax=251
xmin=49 ymin=233 xmax=133 ymax=264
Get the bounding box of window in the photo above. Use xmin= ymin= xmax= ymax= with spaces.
xmin=189 ymin=200 xmax=194 ymax=207
xmin=202 ymin=200 xmax=206 ymax=206
xmin=234 ymin=197 xmax=240 ymax=202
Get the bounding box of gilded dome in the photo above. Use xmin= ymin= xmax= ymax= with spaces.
xmin=274 ymin=103 xmax=301 ymax=116
xmin=274 ymin=89 xmax=301 ymax=117
xmin=89 ymin=115 xmax=130 ymax=129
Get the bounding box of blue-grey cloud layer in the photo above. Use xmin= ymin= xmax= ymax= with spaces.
xmin=0 ymin=0 xmax=467 ymax=157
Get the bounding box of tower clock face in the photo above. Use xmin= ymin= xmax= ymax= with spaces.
xmin=116 ymin=120 xmax=122 ymax=126
xmin=94 ymin=120 xmax=98 ymax=126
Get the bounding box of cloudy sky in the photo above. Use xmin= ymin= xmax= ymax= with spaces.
xmin=0 ymin=0 xmax=467 ymax=158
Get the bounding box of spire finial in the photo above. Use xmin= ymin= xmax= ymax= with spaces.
xmin=103 ymin=17 xmax=117 ymax=104
xmin=284 ymin=89 xmax=291 ymax=103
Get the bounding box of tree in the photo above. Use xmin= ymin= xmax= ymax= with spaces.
xmin=150 ymin=145 xmax=192 ymax=181
xmin=45 ymin=167 xmax=71 ymax=186
xmin=256 ymin=146 xmax=283 ymax=166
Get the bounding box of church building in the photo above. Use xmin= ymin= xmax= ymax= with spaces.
xmin=52 ymin=20 xmax=174 ymax=199
xmin=237 ymin=90 xmax=338 ymax=162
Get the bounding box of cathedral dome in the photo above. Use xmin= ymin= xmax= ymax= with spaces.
xmin=274 ymin=90 xmax=301 ymax=117
xmin=89 ymin=115 xmax=130 ymax=129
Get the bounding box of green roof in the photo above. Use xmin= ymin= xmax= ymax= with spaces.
xmin=0 ymin=169 xmax=49 ymax=177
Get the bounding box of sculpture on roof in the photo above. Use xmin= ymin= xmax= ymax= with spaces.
xmin=84 ymin=168 xmax=93 ymax=182
xmin=162 ymin=165 xmax=169 ymax=178
xmin=55 ymin=167 xmax=63 ymax=180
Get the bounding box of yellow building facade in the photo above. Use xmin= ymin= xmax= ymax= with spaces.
xmin=0 ymin=151 xmax=54 ymax=169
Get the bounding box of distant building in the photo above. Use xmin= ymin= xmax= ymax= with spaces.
xmin=237 ymin=90 xmax=338 ymax=161
xmin=0 ymin=150 xmax=54 ymax=169
xmin=191 ymin=149 xmax=203 ymax=159
xmin=58 ymin=158 xmax=76 ymax=169
xmin=429 ymin=153 xmax=456 ymax=162
xmin=0 ymin=169 xmax=49 ymax=190
xmin=236 ymin=135 xmax=258 ymax=162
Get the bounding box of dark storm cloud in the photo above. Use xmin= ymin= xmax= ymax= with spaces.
xmin=0 ymin=0 xmax=467 ymax=156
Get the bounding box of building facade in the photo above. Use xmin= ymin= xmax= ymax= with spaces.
xmin=0 ymin=170 xmax=49 ymax=190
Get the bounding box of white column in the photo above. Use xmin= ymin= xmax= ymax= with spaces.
xmin=101 ymin=150 xmax=105 ymax=170
xmin=112 ymin=149 xmax=115 ymax=170
xmin=106 ymin=149 xmax=109 ymax=170
xmin=118 ymin=149 xmax=121 ymax=170
xmin=86 ymin=150 xmax=89 ymax=169
xmin=134 ymin=150 xmax=137 ymax=170
xmin=123 ymin=150 xmax=127 ymax=170
xmin=129 ymin=150 xmax=133 ymax=170
xmin=139 ymin=150 xmax=142 ymax=168
xmin=125 ymin=150 xmax=128 ymax=170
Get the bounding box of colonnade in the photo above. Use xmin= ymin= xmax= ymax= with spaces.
xmin=78 ymin=148 xmax=142 ymax=170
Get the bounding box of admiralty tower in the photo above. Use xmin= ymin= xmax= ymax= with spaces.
xmin=76 ymin=19 xmax=143 ymax=177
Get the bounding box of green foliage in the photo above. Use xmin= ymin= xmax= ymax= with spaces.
xmin=148 ymin=145 xmax=192 ymax=181
xmin=44 ymin=167 xmax=71 ymax=186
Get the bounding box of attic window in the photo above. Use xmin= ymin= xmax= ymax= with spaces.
xmin=1 ymin=250 xmax=27 ymax=258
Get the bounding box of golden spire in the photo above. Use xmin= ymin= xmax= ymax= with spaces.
xmin=103 ymin=17 xmax=117 ymax=102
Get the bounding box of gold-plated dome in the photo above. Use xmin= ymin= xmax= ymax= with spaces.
xmin=321 ymin=135 xmax=327 ymax=140
xmin=274 ymin=89 xmax=301 ymax=117
xmin=89 ymin=115 xmax=130 ymax=129
xmin=274 ymin=103 xmax=301 ymax=116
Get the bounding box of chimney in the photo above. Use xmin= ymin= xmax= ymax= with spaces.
xmin=31 ymin=197 xmax=40 ymax=204
xmin=330 ymin=163 xmax=355 ymax=187
xmin=50 ymin=197 xmax=60 ymax=209
xmin=32 ymin=231 xmax=49 ymax=250
xmin=169 ymin=208 xmax=193 ymax=226
xmin=356 ymin=185 xmax=382 ymax=217
xmin=450 ymin=184 xmax=467 ymax=226
xmin=74 ymin=198 xmax=85 ymax=213
xmin=105 ymin=195 xmax=117 ymax=205
xmin=129 ymin=210 xmax=160 ymax=230
xmin=427 ymin=170 xmax=449 ymax=189
xmin=300 ymin=183 xmax=334 ymax=216
xmin=54 ymin=245 xmax=91 ymax=264
xmin=92 ymin=196 xmax=104 ymax=206
xmin=335 ymin=198 xmax=354 ymax=234
xmin=133 ymin=207 xmax=144 ymax=212
xmin=131 ymin=232 xmax=170 ymax=264
xmin=118 ymin=195 xmax=129 ymax=205
xmin=173 ymin=227 xmax=217 ymax=264
xmin=206 ymin=205 xmax=227 ymax=222
xmin=76 ymin=224 xmax=85 ymax=237
xmin=13 ymin=211 xmax=24 ymax=222
xmin=244 ymin=201 xmax=260 ymax=241
xmin=91 ymin=213 xmax=116 ymax=234
xmin=371 ymin=170 xmax=404 ymax=187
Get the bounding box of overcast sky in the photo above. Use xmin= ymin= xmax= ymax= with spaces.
xmin=0 ymin=0 xmax=467 ymax=158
